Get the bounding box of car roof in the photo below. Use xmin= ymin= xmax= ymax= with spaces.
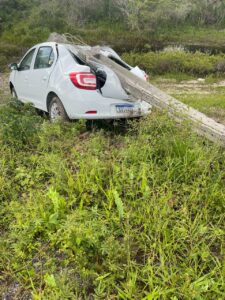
xmin=34 ymin=42 xmax=119 ymax=54
xmin=34 ymin=42 xmax=58 ymax=48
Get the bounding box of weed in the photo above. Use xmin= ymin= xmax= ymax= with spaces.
xmin=0 ymin=101 xmax=224 ymax=299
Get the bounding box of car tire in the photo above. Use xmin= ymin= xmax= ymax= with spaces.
xmin=49 ymin=96 xmax=69 ymax=122
xmin=11 ymin=86 xmax=24 ymax=105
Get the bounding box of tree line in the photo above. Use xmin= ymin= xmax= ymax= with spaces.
xmin=1 ymin=0 xmax=225 ymax=34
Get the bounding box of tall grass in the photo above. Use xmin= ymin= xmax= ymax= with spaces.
xmin=0 ymin=101 xmax=224 ymax=299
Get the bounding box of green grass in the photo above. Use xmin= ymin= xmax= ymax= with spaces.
xmin=0 ymin=101 xmax=224 ymax=299
xmin=177 ymin=93 xmax=225 ymax=111
xmin=151 ymin=73 xmax=196 ymax=83
xmin=174 ymin=93 xmax=225 ymax=123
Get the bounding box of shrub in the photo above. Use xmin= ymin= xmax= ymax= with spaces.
xmin=122 ymin=50 xmax=225 ymax=76
xmin=0 ymin=55 xmax=7 ymax=70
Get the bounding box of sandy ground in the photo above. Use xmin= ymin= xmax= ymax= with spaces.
xmin=0 ymin=73 xmax=10 ymax=104
xmin=154 ymin=78 xmax=225 ymax=95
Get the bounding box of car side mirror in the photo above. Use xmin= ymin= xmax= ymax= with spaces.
xmin=9 ymin=63 xmax=18 ymax=71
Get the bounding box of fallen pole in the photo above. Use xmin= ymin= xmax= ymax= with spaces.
xmin=90 ymin=53 xmax=225 ymax=146
xmin=49 ymin=33 xmax=225 ymax=147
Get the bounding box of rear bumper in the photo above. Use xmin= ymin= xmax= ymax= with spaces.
xmin=56 ymin=82 xmax=152 ymax=120
xmin=69 ymin=100 xmax=152 ymax=120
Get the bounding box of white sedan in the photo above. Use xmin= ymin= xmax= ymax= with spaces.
xmin=9 ymin=42 xmax=151 ymax=121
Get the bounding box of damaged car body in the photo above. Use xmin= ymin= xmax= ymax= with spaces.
xmin=9 ymin=42 xmax=151 ymax=121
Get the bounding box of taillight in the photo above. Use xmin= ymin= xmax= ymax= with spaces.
xmin=69 ymin=72 xmax=97 ymax=90
xmin=85 ymin=110 xmax=97 ymax=114
xmin=144 ymin=74 xmax=149 ymax=81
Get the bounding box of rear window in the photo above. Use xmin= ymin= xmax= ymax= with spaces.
xmin=109 ymin=56 xmax=131 ymax=70
xmin=70 ymin=51 xmax=86 ymax=66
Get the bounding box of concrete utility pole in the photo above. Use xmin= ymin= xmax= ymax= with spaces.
xmin=91 ymin=53 xmax=225 ymax=146
xmin=49 ymin=33 xmax=225 ymax=147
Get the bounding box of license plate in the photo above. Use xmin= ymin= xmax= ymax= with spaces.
xmin=116 ymin=104 xmax=135 ymax=114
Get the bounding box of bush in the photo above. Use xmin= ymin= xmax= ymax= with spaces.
xmin=0 ymin=55 xmax=7 ymax=70
xmin=0 ymin=43 xmax=21 ymax=57
xmin=122 ymin=50 xmax=225 ymax=76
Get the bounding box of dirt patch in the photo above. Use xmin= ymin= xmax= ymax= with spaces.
xmin=156 ymin=79 xmax=212 ymax=95
xmin=0 ymin=73 xmax=10 ymax=104
xmin=1 ymin=281 xmax=32 ymax=300
xmin=154 ymin=78 xmax=225 ymax=95
xmin=208 ymin=107 xmax=225 ymax=125
xmin=213 ymin=80 xmax=225 ymax=87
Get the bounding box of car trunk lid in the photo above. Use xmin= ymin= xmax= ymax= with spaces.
xmin=68 ymin=45 xmax=129 ymax=100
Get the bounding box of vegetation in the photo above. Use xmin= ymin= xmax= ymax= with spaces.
xmin=0 ymin=1 xmax=225 ymax=299
xmin=0 ymin=100 xmax=224 ymax=299
xmin=2 ymin=0 xmax=225 ymax=70
xmin=178 ymin=92 xmax=225 ymax=112
xmin=153 ymin=74 xmax=225 ymax=124
xmin=123 ymin=50 xmax=225 ymax=76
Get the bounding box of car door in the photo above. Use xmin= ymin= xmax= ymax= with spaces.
xmin=29 ymin=46 xmax=56 ymax=110
xmin=14 ymin=48 xmax=36 ymax=102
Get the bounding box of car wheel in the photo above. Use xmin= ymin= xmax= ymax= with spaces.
xmin=49 ymin=96 xmax=69 ymax=122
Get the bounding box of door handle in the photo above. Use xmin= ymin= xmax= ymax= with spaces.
xmin=42 ymin=77 xmax=47 ymax=81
